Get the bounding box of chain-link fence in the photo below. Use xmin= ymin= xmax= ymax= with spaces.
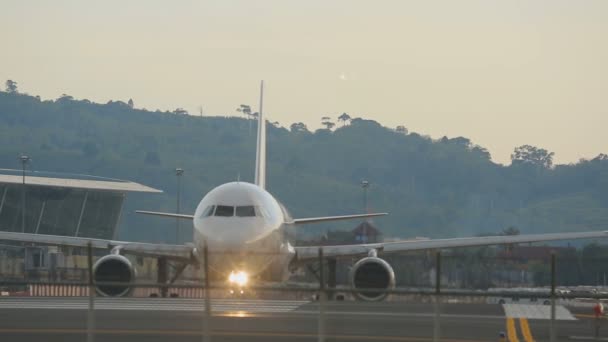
xmin=2 ymin=245 xmax=608 ymax=341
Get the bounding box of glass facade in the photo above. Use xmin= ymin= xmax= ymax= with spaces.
xmin=78 ymin=191 xmax=123 ymax=239
xmin=0 ymin=184 xmax=123 ymax=239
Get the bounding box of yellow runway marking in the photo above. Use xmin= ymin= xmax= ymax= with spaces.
xmin=519 ymin=318 xmax=535 ymax=342
xmin=506 ymin=317 xmax=520 ymax=342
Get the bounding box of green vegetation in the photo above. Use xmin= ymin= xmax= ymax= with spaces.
xmin=0 ymin=88 xmax=607 ymax=244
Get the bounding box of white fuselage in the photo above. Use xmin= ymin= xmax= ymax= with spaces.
xmin=191 ymin=182 xmax=295 ymax=282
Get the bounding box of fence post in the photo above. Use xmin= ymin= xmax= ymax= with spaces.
xmin=550 ymin=252 xmax=556 ymax=342
xmin=433 ymin=250 xmax=441 ymax=342
xmin=202 ymin=241 xmax=212 ymax=342
xmin=87 ymin=242 xmax=95 ymax=342
xmin=318 ymin=247 xmax=326 ymax=342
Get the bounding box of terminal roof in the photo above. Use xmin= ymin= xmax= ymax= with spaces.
xmin=0 ymin=169 xmax=162 ymax=193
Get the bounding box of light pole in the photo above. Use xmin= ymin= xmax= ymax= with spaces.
xmin=20 ymin=155 xmax=31 ymax=233
xmin=361 ymin=180 xmax=369 ymax=213
xmin=361 ymin=180 xmax=369 ymax=243
xmin=175 ymin=168 xmax=184 ymax=244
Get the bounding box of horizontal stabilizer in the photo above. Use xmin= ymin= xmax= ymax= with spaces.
xmin=289 ymin=213 xmax=388 ymax=225
xmin=136 ymin=210 xmax=194 ymax=220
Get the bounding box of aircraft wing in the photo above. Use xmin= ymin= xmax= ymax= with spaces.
xmin=136 ymin=210 xmax=194 ymax=220
xmin=0 ymin=231 xmax=194 ymax=261
xmin=136 ymin=211 xmax=387 ymax=224
xmin=289 ymin=213 xmax=388 ymax=225
xmin=294 ymin=230 xmax=608 ymax=261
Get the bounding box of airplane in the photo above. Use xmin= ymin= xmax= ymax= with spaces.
xmin=1 ymin=81 xmax=608 ymax=301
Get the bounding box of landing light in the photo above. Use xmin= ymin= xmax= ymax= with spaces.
xmin=228 ymin=271 xmax=249 ymax=287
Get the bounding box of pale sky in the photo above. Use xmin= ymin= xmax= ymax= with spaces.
xmin=1 ymin=1 xmax=606 ymax=164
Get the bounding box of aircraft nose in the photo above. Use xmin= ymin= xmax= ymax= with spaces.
xmin=206 ymin=230 xmax=249 ymax=247
xmin=200 ymin=220 xmax=266 ymax=247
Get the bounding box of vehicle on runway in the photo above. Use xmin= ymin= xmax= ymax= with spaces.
xmin=2 ymin=82 xmax=608 ymax=301
xmin=486 ymin=288 xmax=563 ymax=305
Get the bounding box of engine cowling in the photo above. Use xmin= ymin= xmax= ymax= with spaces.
xmin=93 ymin=254 xmax=135 ymax=297
xmin=350 ymin=256 xmax=395 ymax=301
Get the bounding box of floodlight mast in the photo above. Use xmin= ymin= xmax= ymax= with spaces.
xmin=20 ymin=155 xmax=31 ymax=233
xmin=175 ymin=168 xmax=184 ymax=243
xmin=361 ymin=180 xmax=370 ymax=243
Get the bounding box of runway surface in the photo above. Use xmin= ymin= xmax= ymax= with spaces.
xmin=0 ymin=297 xmax=606 ymax=341
xmin=0 ymin=297 xmax=307 ymax=313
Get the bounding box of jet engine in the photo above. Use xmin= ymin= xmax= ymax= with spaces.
xmin=349 ymin=255 xmax=395 ymax=301
xmin=93 ymin=254 xmax=135 ymax=297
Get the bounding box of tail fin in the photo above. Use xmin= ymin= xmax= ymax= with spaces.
xmin=254 ymin=81 xmax=266 ymax=189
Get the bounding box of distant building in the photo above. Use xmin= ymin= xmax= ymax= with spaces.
xmin=352 ymin=220 xmax=382 ymax=243
xmin=497 ymin=246 xmax=576 ymax=262
xmin=493 ymin=245 xmax=577 ymax=286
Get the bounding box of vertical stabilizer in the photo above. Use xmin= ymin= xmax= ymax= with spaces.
xmin=254 ymin=81 xmax=266 ymax=189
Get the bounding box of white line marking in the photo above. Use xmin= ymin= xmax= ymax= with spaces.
xmin=503 ymin=304 xmax=576 ymax=320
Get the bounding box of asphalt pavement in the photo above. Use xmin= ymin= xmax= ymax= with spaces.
xmin=0 ymin=297 xmax=605 ymax=341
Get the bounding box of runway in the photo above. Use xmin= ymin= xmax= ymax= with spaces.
xmin=0 ymin=297 xmax=307 ymax=313
xmin=0 ymin=297 xmax=606 ymax=341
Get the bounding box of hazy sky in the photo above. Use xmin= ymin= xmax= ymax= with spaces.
xmin=1 ymin=1 xmax=606 ymax=164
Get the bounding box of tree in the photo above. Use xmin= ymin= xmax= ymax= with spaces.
xmin=173 ymin=108 xmax=188 ymax=115
xmin=593 ymin=154 xmax=608 ymax=162
xmin=472 ymin=146 xmax=491 ymax=161
xmin=321 ymin=116 xmax=335 ymax=130
xmin=511 ymin=145 xmax=555 ymax=169
xmin=58 ymin=94 xmax=74 ymax=102
xmin=127 ymin=99 xmax=134 ymax=108
xmin=396 ymin=125 xmax=408 ymax=134
xmin=322 ymin=121 xmax=336 ymax=130
xmin=236 ymin=104 xmax=252 ymax=117
xmin=449 ymin=137 xmax=471 ymax=148
xmin=237 ymin=104 xmax=257 ymax=134
xmin=5 ymin=80 xmax=17 ymax=93
xmin=290 ymin=122 xmax=309 ymax=133
xmin=338 ymin=113 xmax=351 ymax=126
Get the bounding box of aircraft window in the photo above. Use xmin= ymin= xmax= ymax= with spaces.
xmin=236 ymin=206 xmax=257 ymax=217
xmin=214 ymin=205 xmax=234 ymax=217
xmin=201 ymin=205 xmax=215 ymax=217
xmin=257 ymin=206 xmax=270 ymax=218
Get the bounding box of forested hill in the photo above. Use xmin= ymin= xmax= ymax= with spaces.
xmin=1 ymin=90 xmax=607 ymax=243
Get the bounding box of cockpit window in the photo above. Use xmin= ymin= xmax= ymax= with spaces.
xmin=236 ymin=205 xmax=257 ymax=217
xmin=214 ymin=205 xmax=234 ymax=217
xmin=201 ymin=205 xmax=215 ymax=217
xmin=257 ymin=206 xmax=269 ymax=218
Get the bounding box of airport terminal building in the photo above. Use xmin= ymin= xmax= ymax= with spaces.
xmin=0 ymin=168 xmax=161 ymax=280
xmin=0 ymin=169 xmax=160 ymax=239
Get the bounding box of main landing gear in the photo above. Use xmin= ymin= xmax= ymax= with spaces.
xmin=308 ymin=257 xmax=345 ymax=301
xmin=154 ymin=257 xmax=189 ymax=298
